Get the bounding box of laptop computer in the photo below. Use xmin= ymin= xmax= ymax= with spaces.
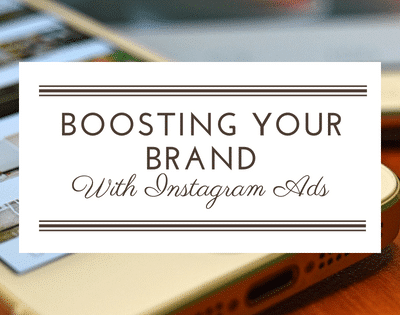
xmin=1 ymin=0 xmax=400 ymax=314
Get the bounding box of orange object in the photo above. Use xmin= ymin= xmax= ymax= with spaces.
xmin=382 ymin=115 xmax=400 ymax=129
xmin=0 ymin=301 xmax=9 ymax=315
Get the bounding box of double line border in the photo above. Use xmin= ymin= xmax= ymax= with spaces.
xmin=38 ymin=85 xmax=368 ymax=97
xmin=39 ymin=220 xmax=367 ymax=232
xmin=38 ymin=85 xmax=367 ymax=233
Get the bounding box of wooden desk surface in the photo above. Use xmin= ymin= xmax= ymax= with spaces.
xmin=259 ymin=147 xmax=400 ymax=315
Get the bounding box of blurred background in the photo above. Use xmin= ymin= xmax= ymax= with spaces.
xmin=1 ymin=2 xmax=400 ymax=314
xmin=1 ymin=0 xmax=400 ymax=64
xmin=0 ymin=0 xmax=400 ymax=263
xmin=61 ymin=0 xmax=400 ymax=64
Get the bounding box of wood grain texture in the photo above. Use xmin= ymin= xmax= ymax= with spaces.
xmin=257 ymin=147 xmax=400 ymax=315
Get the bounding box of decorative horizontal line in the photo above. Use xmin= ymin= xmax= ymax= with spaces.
xmin=39 ymin=85 xmax=368 ymax=87
xmin=39 ymin=89 xmax=367 ymax=93
xmin=39 ymin=231 xmax=366 ymax=234
xmin=39 ymin=94 xmax=368 ymax=97
xmin=39 ymin=224 xmax=366 ymax=228
xmin=39 ymin=220 xmax=367 ymax=233
xmin=39 ymin=220 xmax=366 ymax=222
